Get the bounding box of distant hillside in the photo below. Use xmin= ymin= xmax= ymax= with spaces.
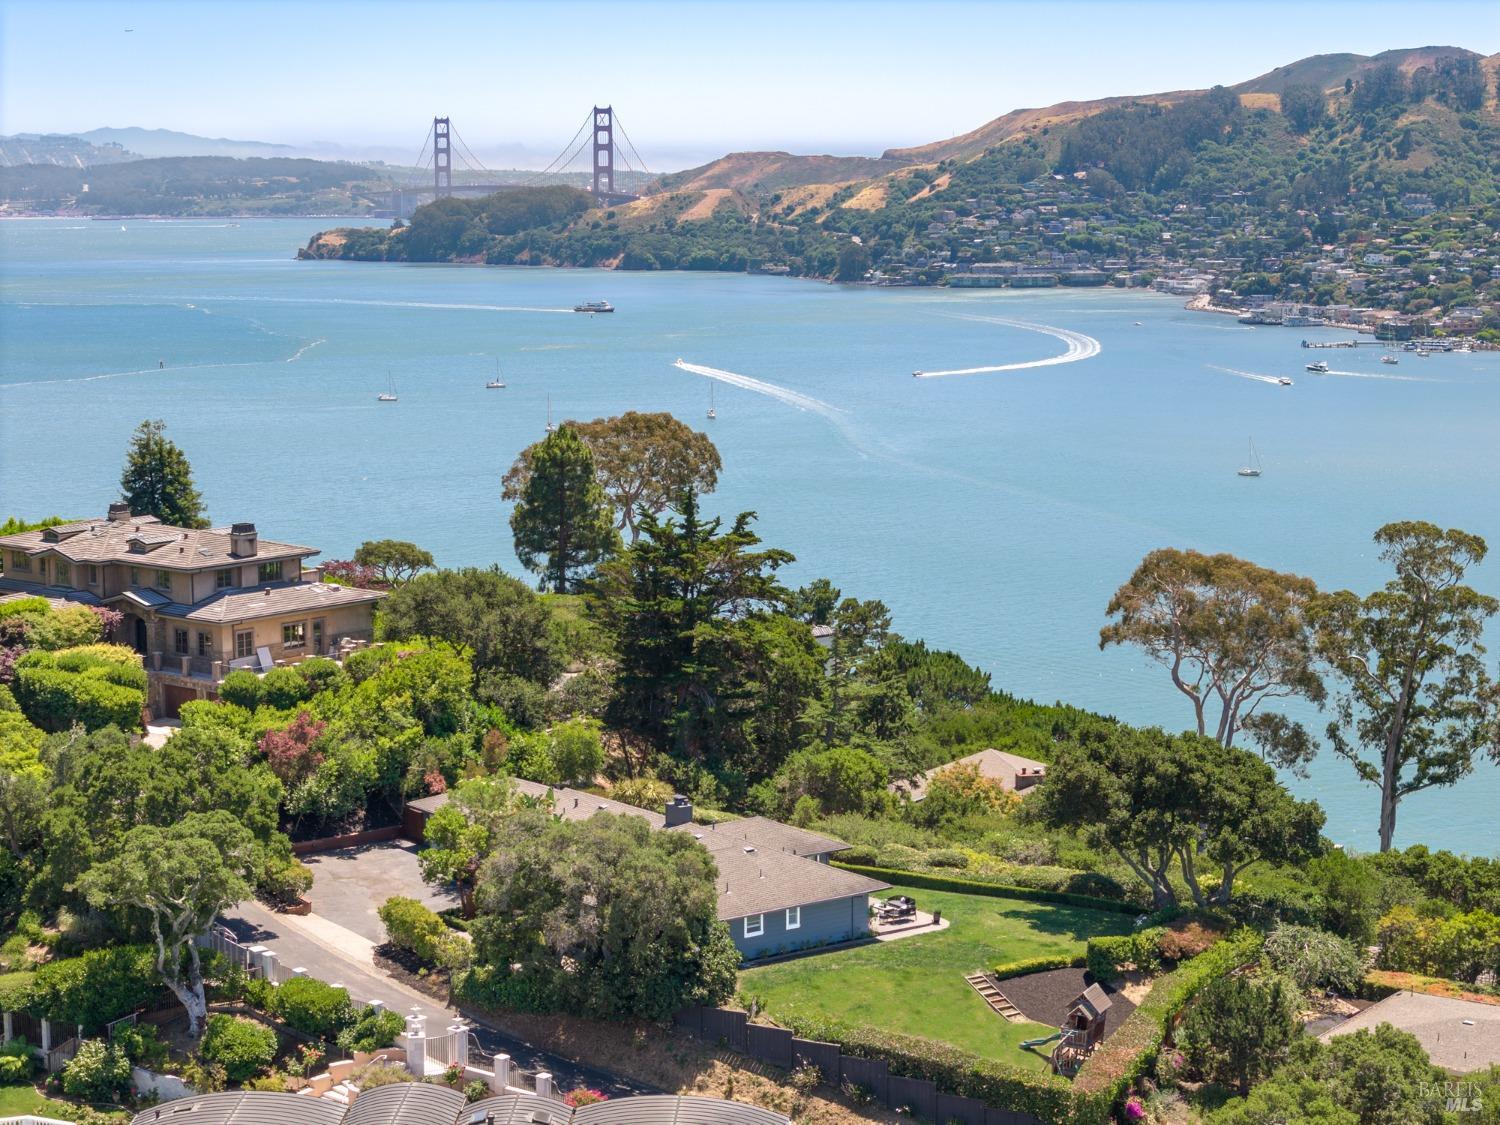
xmin=0 ymin=133 xmax=140 ymax=168
xmin=1234 ymin=45 xmax=1481 ymax=95
xmin=652 ymin=151 xmax=904 ymax=194
xmin=77 ymin=127 xmax=298 ymax=159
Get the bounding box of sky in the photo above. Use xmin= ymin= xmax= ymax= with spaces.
xmin=3 ymin=0 xmax=1499 ymax=170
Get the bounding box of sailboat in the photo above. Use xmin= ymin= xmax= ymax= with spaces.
xmin=1237 ymin=437 xmax=1263 ymax=478
xmin=486 ymin=360 xmax=506 ymax=389
xmin=377 ymin=372 xmax=398 ymax=402
xmin=545 ymin=395 xmax=557 ymax=433
xmin=707 ymin=384 xmax=717 ymax=420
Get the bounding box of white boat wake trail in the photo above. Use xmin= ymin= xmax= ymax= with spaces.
xmin=673 ymin=360 xmax=843 ymax=421
xmin=1322 ymin=368 xmax=1430 ymax=383
xmin=1209 ymin=365 xmax=1285 ymax=386
xmin=916 ymin=313 xmax=1102 ymax=377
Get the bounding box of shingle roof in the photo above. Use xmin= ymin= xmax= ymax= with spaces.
xmin=0 ymin=515 xmax=315 ymax=571
xmin=669 ymin=816 xmax=848 ymax=858
xmin=1320 ymin=990 xmax=1500 ymax=1072
xmin=686 ymin=829 xmax=889 ymax=920
xmin=894 ymin=748 xmax=1049 ymax=802
xmin=411 ymin=782 xmax=665 ymax=828
xmin=0 ymin=579 xmax=103 ymax=608
xmin=161 ymin=581 xmax=384 ymax=623
xmin=130 ymin=1088 xmax=790 ymax=1125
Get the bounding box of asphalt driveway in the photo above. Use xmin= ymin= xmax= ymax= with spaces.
xmin=301 ymin=840 xmax=460 ymax=943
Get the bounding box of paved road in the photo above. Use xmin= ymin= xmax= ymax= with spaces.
xmin=220 ymin=899 xmax=658 ymax=1100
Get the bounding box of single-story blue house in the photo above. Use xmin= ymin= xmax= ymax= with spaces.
xmin=404 ymin=791 xmax=887 ymax=961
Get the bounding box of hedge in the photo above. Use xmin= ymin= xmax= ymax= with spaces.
xmin=833 ymin=863 xmax=1144 ymax=916
xmin=271 ymin=976 xmax=352 ymax=1039
xmin=25 ymin=946 xmax=162 ymax=1029
xmin=0 ymin=970 xmax=35 ymax=1011
xmin=200 ymin=1014 xmax=277 ymax=1082
xmin=993 ymin=954 xmax=1087 ymax=980
xmin=12 ymin=647 xmax=145 ymax=733
xmin=378 ymin=896 xmax=469 ymax=969
xmin=1071 ymin=929 xmax=1263 ymax=1111
xmin=768 ymin=1009 xmax=1084 ymax=1124
xmin=1086 ymin=929 xmax=1165 ymax=982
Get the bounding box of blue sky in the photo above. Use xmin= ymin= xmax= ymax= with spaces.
xmin=3 ymin=0 xmax=1498 ymax=167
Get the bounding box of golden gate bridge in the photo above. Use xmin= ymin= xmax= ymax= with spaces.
xmin=377 ymin=108 xmax=652 ymax=217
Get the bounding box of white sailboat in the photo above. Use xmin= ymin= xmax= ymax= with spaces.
xmin=545 ymin=395 xmax=557 ymax=433
xmin=707 ymin=384 xmax=717 ymax=420
xmin=486 ymin=359 xmax=506 ymax=389
xmin=377 ymin=372 xmax=398 ymax=402
xmin=1237 ymin=437 xmax=1263 ymax=478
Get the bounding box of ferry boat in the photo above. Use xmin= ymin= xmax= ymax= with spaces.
xmin=1305 ymin=361 xmax=1329 ymax=373
xmin=573 ymin=300 xmax=613 ymax=313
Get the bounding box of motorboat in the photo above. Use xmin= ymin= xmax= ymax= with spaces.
xmin=1305 ymin=361 xmax=1329 ymax=373
xmin=707 ymin=384 xmax=717 ymax=420
xmin=1382 ymin=355 xmax=1399 ymax=365
xmin=1278 ymin=376 xmax=1293 ymax=386
xmin=545 ymin=395 xmax=556 ymax=433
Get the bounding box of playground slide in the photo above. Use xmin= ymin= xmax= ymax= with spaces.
xmin=1020 ymin=1031 xmax=1064 ymax=1049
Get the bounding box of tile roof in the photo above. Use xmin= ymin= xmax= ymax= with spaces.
xmin=1320 ymin=991 xmax=1500 ymax=1072
xmin=0 ymin=579 xmax=103 ymax=608
xmin=668 ymin=815 xmax=848 ymax=858
xmin=894 ymin=747 xmax=1048 ymax=802
xmin=0 ymin=515 xmax=315 ymax=571
xmin=161 ymin=581 xmax=384 ymax=623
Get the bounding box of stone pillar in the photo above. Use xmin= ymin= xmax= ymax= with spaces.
xmin=261 ymin=950 xmax=278 ymax=982
xmin=490 ymin=1054 xmax=511 ymax=1092
xmin=367 ymin=1000 xmax=385 ymax=1014
xmin=291 ymin=966 xmax=308 ymax=978
xmin=449 ymin=1023 xmax=470 ymax=1070
xmin=534 ymin=1072 xmax=552 ymax=1099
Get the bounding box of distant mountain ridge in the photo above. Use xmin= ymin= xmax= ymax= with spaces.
xmin=76 ymin=127 xmax=299 ymax=159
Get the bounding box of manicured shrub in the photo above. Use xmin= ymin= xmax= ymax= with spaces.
xmin=259 ymin=667 xmax=312 ymax=711
xmin=60 ymin=1039 xmax=132 ymax=1102
xmin=993 ymin=954 xmax=1087 ymax=980
xmin=336 ymin=1006 xmax=406 ymax=1054
xmin=1087 ymin=930 xmax=1163 ymax=982
xmin=832 ymin=863 xmax=1141 ymax=915
xmin=200 ymin=1014 xmax=277 ymax=1082
xmin=259 ymin=854 xmax=314 ymax=906
xmin=379 ymin=896 xmax=470 ymax=969
xmin=295 ymin=657 xmax=348 ymax=695
xmin=270 ymin=976 xmax=352 ymax=1040
xmin=217 ymin=669 xmax=263 ymax=710
xmin=12 ymin=646 xmax=145 ymax=732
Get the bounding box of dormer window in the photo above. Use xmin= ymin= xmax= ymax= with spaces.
xmin=215 ymin=568 xmax=236 ymax=590
xmin=257 ymin=560 xmax=283 ymax=583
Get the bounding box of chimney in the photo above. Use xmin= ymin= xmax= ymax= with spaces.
xmin=107 ymin=502 xmax=131 ymax=523
xmin=229 ymin=522 xmax=258 ymax=558
xmin=664 ymin=794 xmax=693 ymax=828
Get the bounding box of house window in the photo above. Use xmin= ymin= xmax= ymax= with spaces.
xmin=312 ymin=619 xmax=324 ymax=654
xmin=154 ymin=569 xmax=172 ymax=591
xmin=36 ymin=558 xmax=48 ymax=581
xmin=215 ymin=568 xmax=236 ymax=589
xmin=9 ymin=552 xmax=29 ymax=572
xmin=282 ymin=621 xmax=306 ymax=649
xmin=785 ymin=906 xmax=801 ymax=931
xmin=743 ymin=914 xmax=765 ymax=939
xmin=197 ymin=632 xmax=211 ymax=657
xmin=87 ymin=565 xmax=99 ymax=586
xmin=56 ymin=561 xmax=71 ymax=585
xmin=258 ymin=560 xmax=283 ymax=583
xmin=173 ymin=628 xmax=189 ymax=655
xmin=234 ymin=630 xmax=254 ymax=659
xmin=129 ymin=567 xmax=141 ymax=586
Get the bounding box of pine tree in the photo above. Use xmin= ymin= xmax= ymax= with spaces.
xmin=508 ymin=424 xmax=615 ymax=593
xmin=119 ymin=419 xmax=208 ymax=528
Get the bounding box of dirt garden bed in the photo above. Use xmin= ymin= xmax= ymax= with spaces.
xmin=999 ymin=967 xmax=1137 ymax=1038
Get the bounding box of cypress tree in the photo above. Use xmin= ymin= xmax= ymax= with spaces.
xmin=508 ymin=424 xmax=615 ymax=592
xmin=119 ymin=419 xmax=208 ymax=528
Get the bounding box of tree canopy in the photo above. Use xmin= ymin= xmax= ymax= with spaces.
xmin=119 ymin=419 xmax=207 ymax=528
xmin=352 ymin=539 xmax=434 ymax=584
xmin=508 ymin=425 xmax=617 ymax=593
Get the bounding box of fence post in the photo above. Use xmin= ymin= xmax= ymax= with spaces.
xmin=450 ymin=1023 xmax=470 ymax=1072
xmin=491 ymin=1053 xmax=511 ymax=1091
xmin=3 ymin=1011 xmax=11 ymax=1042
xmin=261 ymin=951 xmax=278 ymax=981
xmin=39 ymin=1018 xmax=51 ymax=1053
xmin=534 ymin=1071 xmax=553 ymax=1099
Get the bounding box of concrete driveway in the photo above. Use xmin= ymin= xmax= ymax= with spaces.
xmin=301 ymin=840 xmax=459 ymax=943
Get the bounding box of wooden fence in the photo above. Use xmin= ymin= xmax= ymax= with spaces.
xmin=673 ymin=1006 xmax=1043 ymax=1125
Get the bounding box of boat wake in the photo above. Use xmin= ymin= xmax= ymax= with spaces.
xmin=916 ymin=314 xmax=1101 ymax=377
xmin=285 ymin=338 xmax=325 ymax=362
xmin=179 ymin=295 xmax=574 ymax=315
xmin=1321 ymin=368 xmax=1430 ymax=383
xmin=1209 ymin=365 xmax=1286 ymax=386
xmin=672 ymin=359 xmax=844 ymax=421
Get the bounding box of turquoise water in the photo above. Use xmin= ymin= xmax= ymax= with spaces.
xmin=3 ymin=216 xmax=1498 ymax=856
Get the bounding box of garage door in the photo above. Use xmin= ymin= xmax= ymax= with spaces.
xmin=161 ymin=684 xmax=200 ymax=719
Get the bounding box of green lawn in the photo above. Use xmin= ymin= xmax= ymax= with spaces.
xmin=0 ymin=1082 xmax=127 ymax=1121
xmin=738 ymin=878 xmax=1133 ymax=1067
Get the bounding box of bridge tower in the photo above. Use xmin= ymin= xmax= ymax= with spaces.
xmin=433 ymin=116 xmax=452 ymax=199
xmin=591 ymin=106 xmax=615 ymax=199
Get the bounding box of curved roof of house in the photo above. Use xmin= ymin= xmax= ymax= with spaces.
xmin=130 ymin=1089 xmax=788 ymax=1125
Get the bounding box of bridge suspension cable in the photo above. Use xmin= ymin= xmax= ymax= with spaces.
xmin=524 ymin=110 xmax=594 ymax=183
xmin=447 ymin=122 xmax=495 ymax=178
xmin=613 ymin=113 xmax=651 ymax=177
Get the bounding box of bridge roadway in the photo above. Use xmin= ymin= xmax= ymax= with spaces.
xmin=374 ymin=183 xmax=640 ymax=218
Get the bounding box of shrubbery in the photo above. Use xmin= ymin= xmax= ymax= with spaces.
xmin=834 ymin=863 xmax=1140 ymax=916
xmin=1375 ymin=905 xmax=1500 ymax=984
xmin=336 ymin=1007 xmax=406 ymax=1054
xmin=270 ymin=977 xmax=351 ymax=1039
xmin=0 ymin=1036 xmax=34 ymax=1082
xmin=200 ymin=1014 xmax=277 ymax=1082
xmin=13 ymin=645 xmax=145 ymax=731
xmin=378 ymin=896 xmax=470 ymax=970
xmin=25 ymin=945 xmax=161 ymax=1029
xmin=1263 ymin=924 xmax=1366 ymax=993
xmin=60 ymin=1039 xmax=133 ymax=1102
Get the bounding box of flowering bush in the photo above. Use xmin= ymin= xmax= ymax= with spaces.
xmin=564 ymin=1088 xmax=608 ymax=1107
xmin=322 ymin=560 xmax=384 ymax=589
xmin=259 ymin=711 xmax=327 ymax=785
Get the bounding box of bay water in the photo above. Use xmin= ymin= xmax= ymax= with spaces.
xmin=3 ymin=216 xmax=1498 ymax=855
